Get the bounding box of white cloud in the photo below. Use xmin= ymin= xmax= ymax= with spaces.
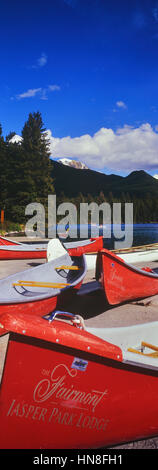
xmin=49 ymin=85 xmax=61 ymax=92
xmin=47 ymin=123 xmax=158 ymax=172
xmin=16 ymin=84 xmax=60 ymax=100
xmin=116 ymin=100 xmax=127 ymax=109
xmin=37 ymin=53 xmax=47 ymax=67
xmin=31 ymin=53 xmax=48 ymax=69
xmin=16 ymin=88 xmax=42 ymax=99
xmin=154 ymin=174 xmax=158 ymax=179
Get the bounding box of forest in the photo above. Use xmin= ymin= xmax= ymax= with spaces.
xmin=0 ymin=112 xmax=54 ymax=231
xmin=0 ymin=111 xmax=158 ymax=233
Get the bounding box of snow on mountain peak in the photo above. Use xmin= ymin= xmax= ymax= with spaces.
xmin=58 ymin=158 xmax=89 ymax=170
xmin=9 ymin=134 xmax=23 ymax=144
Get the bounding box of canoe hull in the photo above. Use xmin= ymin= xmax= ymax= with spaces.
xmin=0 ymin=252 xmax=86 ymax=318
xmin=0 ymin=236 xmax=103 ymax=260
xmin=0 ymin=248 xmax=47 ymax=260
xmin=0 ymin=295 xmax=57 ymax=318
xmin=1 ymin=314 xmax=158 ymax=449
xmin=100 ymin=249 xmax=158 ymax=305
xmin=87 ymin=248 xmax=158 ymax=272
xmin=0 ymin=236 xmax=20 ymax=246
xmin=67 ymin=236 xmax=103 ymax=256
xmin=0 ymin=281 xmax=83 ymax=322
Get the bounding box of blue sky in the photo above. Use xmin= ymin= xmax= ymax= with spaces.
xmin=1 ymin=0 xmax=158 ymax=176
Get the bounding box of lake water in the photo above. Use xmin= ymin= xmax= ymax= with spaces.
xmin=60 ymin=224 xmax=158 ymax=249
xmin=102 ymin=224 xmax=158 ymax=249
xmin=131 ymin=224 xmax=158 ymax=247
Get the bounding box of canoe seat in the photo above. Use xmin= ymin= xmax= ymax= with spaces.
xmin=128 ymin=341 xmax=158 ymax=358
xmin=55 ymin=265 xmax=80 ymax=271
xmin=47 ymin=239 xmax=67 ymax=261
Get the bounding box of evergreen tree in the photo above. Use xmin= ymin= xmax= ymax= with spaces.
xmin=5 ymin=132 xmax=16 ymax=143
xmin=21 ymin=111 xmax=54 ymax=204
xmin=22 ymin=111 xmax=49 ymax=155
xmin=0 ymin=124 xmax=3 ymax=141
xmin=7 ymin=111 xmax=54 ymax=223
xmin=0 ymin=124 xmax=7 ymax=213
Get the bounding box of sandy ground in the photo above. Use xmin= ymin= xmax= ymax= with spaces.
xmin=1 ymin=237 xmax=158 ymax=449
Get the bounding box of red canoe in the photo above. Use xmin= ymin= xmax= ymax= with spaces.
xmin=1 ymin=311 xmax=158 ymax=448
xmin=0 ymin=236 xmax=103 ymax=260
xmin=99 ymin=248 xmax=158 ymax=305
xmin=0 ymin=236 xmax=22 ymax=245
xmin=0 ymin=248 xmax=86 ymax=317
xmin=0 ymin=235 xmax=47 ymax=259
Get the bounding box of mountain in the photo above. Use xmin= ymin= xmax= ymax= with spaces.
xmin=57 ymin=158 xmax=89 ymax=170
xmin=118 ymin=170 xmax=158 ymax=197
xmin=7 ymin=133 xmax=158 ymax=199
xmin=51 ymin=161 xmax=158 ymax=199
xmin=9 ymin=134 xmax=23 ymax=144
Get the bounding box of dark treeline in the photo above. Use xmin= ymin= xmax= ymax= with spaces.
xmin=57 ymin=191 xmax=158 ymax=224
xmin=0 ymin=112 xmax=54 ymax=228
xmin=0 ymin=111 xmax=158 ymax=231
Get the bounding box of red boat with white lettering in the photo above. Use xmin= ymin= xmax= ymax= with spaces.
xmin=98 ymin=248 xmax=158 ymax=305
xmin=0 ymin=235 xmax=103 ymax=260
xmin=1 ymin=311 xmax=158 ymax=448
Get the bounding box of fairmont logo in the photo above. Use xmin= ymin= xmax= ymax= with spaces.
xmin=6 ymin=362 xmax=109 ymax=433
xmin=33 ymin=363 xmax=107 ymax=413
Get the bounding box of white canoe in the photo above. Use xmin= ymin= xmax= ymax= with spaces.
xmin=85 ymin=244 xmax=158 ymax=271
